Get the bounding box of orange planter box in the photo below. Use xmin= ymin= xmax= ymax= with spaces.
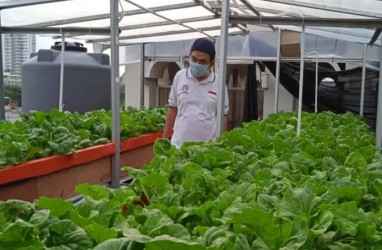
xmin=0 ymin=132 xmax=163 ymax=202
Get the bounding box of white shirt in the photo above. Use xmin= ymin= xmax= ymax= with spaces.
xmin=168 ymin=68 xmax=229 ymax=148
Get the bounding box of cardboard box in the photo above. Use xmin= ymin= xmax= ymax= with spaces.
xmin=280 ymin=30 xmax=301 ymax=58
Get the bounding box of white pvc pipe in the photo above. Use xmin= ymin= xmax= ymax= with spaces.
xmin=216 ymin=0 xmax=230 ymax=136
xmin=376 ymin=37 xmax=382 ymax=147
xmin=140 ymin=43 xmax=144 ymax=107
xmin=304 ymin=50 xmax=319 ymax=113
xmin=110 ymin=0 xmax=121 ymax=188
xmin=0 ymin=13 xmax=5 ymax=120
xmin=274 ymin=29 xmax=281 ymax=113
xmin=360 ymin=43 xmax=367 ymax=116
xmin=297 ymin=25 xmax=305 ymax=136
xmin=59 ymin=33 xmax=65 ymax=111
xmin=314 ymin=53 xmax=318 ymax=113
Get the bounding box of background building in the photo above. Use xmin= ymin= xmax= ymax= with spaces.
xmin=2 ymin=33 xmax=36 ymax=83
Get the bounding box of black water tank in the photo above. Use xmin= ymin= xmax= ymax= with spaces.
xmin=22 ymin=42 xmax=111 ymax=114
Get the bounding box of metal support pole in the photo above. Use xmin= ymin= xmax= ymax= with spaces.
xmin=376 ymin=37 xmax=382 ymax=147
xmin=314 ymin=53 xmax=318 ymax=113
xmin=216 ymin=0 xmax=230 ymax=136
xmin=140 ymin=43 xmax=144 ymax=107
xmin=110 ymin=0 xmax=120 ymax=188
xmin=0 ymin=14 xmax=5 ymax=120
xmin=360 ymin=43 xmax=367 ymax=116
xmin=274 ymin=29 xmax=281 ymax=113
xmin=297 ymin=25 xmax=305 ymax=136
xmin=305 ymin=51 xmax=319 ymax=113
xmin=59 ymin=33 xmax=65 ymax=111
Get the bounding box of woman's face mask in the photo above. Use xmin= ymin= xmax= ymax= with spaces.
xmin=190 ymin=60 xmax=209 ymax=77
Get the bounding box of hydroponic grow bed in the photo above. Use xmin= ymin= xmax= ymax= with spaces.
xmin=0 ymin=131 xmax=163 ymax=202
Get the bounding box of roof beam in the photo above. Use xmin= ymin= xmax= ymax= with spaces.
xmin=278 ymin=26 xmax=378 ymax=45
xmin=230 ymin=15 xmax=382 ymax=28
xmin=249 ymin=6 xmax=377 ymax=31
xmin=238 ymin=0 xmax=275 ymax=31
xmin=247 ymin=4 xmax=375 ymax=23
xmin=119 ymin=15 xmax=217 ymax=30
xmin=236 ymin=5 xmax=375 ymax=32
xmin=205 ymin=0 xmax=275 ymax=32
xmin=0 ymin=0 xmax=70 ymax=10
xmin=202 ymin=1 xmax=249 ymax=33
xmin=22 ymin=2 xmax=197 ymax=28
xmin=0 ymin=26 xmax=110 ymax=35
xmin=208 ymin=0 xmax=275 ymax=31
xmin=117 ymin=31 xmax=245 ymax=46
xmin=88 ymin=25 xmax=236 ymax=43
xmin=124 ymin=0 xmax=213 ymax=39
xmin=53 ymin=16 xmax=218 ymax=40
xmin=304 ymin=26 xmax=375 ymax=39
xmin=260 ymin=0 xmax=382 ymax=19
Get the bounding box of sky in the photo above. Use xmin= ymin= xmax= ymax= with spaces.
xmin=36 ymin=35 xmax=56 ymax=50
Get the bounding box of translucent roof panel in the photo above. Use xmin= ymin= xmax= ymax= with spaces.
xmin=155 ymin=6 xmax=213 ymax=20
xmin=243 ymin=0 xmax=382 ymax=18
xmin=244 ymin=0 xmax=382 ymax=18
xmin=2 ymin=0 xmax=114 ymax=26
xmin=74 ymin=27 xmax=243 ymax=45
xmin=1 ymin=0 xmax=198 ymax=27
xmin=1 ymin=0 xmax=381 ymax=49
xmin=120 ymin=24 xmax=189 ymax=37
xmin=276 ymin=25 xmax=379 ymax=45
xmin=228 ymin=0 xmax=382 ymax=46
xmin=119 ymin=27 xmax=243 ymax=44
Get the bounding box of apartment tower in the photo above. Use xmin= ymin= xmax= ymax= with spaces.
xmin=2 ymin=34 xmax=36 ymax=77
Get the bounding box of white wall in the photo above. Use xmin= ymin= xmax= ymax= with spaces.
xmin=144 ymin=78 xmax=158 ymax=107
xmin=262 ymin=68 xmax=296 ymax=118
xmin=123 ymin=62 xmax=141 ymax=107
xmin=122 ymin=60 xmax=179 ymax=108
xmin=123 ymin=62 xmax=159 ymax=108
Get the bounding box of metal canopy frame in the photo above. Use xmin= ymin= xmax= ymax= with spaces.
xmin=0 ymin=0 xmax=381 ymax=188
xmin=229 ymin=4 xmax=378 ymax=45
xmin=125 ymin=0 xmax=213 ymax=39
xmin=230 ymin=15 xmax=382 ymax=28
xmin=0 ymin=0 xmax=68 ymax=9
xmin=2 ymin=0 xmax=378 ymax=46
xmin=22 ymin=2 xmax=199 ymax=28
xmin=262 ymin=0 xmax=382 ymax=19
xmin=1 ymin=0 xmax=381 ymax=44
xmin=0 ymin=26 xmax=110 ymax=35
xmin=89 ymin=25 xmax=234 ymax=43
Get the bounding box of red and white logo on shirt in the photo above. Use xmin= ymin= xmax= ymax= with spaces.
xmin=208 ymin=90 xmax=217 ymax=96
xmin=180 ymin=84 xmax=189 ymax=93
